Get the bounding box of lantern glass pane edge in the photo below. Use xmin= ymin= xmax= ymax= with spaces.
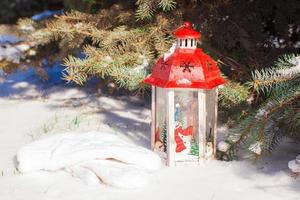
xmin=153 ymin=87 xmax=168 ymax=158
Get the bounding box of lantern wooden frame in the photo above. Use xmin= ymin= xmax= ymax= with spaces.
xmin=151 ymin=86 xmax=218 ymax=166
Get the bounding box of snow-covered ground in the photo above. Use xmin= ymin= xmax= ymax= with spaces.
xmin=0 ymin=66 xmax=299 ymax=200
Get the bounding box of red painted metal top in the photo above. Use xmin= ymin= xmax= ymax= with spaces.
xmin=173 ymin=22 xmax=201 ymax=39
xmin=144 ymin=22 xmax=225 ymax=89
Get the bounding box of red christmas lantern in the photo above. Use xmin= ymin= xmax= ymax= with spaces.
xmin=144 ymin=22 xmax=225 ymax=166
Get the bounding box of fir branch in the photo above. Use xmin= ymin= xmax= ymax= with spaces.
xmin=136 ymin=0 xmax=177 ymax=20
xmin=136 ymin=0 xmax=155 ymax=20
xmin=219 ymin=80 xmax=250 ymax=108
xmin=251 ymin=54 xmax=300 ymax=94
xmin=158 ymin=0 xmax=177 ymax=11
xmin=227 ymin=54 xmax=300 ymax=159
xmin=45 ymin=10 xmax=173 ymax=90
xmin=109 ymin=65 xmax=148 ymax=91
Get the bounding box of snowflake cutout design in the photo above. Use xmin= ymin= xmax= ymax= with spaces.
xmin=180 ymin=61 xmax=194 ymax=73
xmin=161 ymin=60 xmax=169 ymax=70
xmin=206 ymin=60 xmax=213 ymax=68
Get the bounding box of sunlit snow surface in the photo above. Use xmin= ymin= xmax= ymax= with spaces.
xmin=0 ymin=35 xmax=23 ymax=44
xmin=0 ymin=61 xmax=299 ymax=199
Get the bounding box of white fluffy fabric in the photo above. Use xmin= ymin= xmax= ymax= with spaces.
xmin=17 ymin=131 xmax=161 ymax=188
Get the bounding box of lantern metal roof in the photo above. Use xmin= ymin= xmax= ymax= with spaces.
xmin=173 ymin=22 xmax=201 ymax=39
xmin=144 ymin=22 xmax=226 ymax=89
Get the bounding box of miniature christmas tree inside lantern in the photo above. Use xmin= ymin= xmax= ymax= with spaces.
xmin=144 ymin=22 xmax=225 ymax=166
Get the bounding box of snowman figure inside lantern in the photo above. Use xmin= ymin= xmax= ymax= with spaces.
xmin=144 ymin=22 xmax=225 ymax=166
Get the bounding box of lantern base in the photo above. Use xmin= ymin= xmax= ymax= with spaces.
xmin=154 ymin=150 xmax=216 ymax=167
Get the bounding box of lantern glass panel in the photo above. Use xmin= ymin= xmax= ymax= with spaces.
xmin=154 ymin=87 xmax=167 ymax=154
xmin=174 ymin=90 xmax=199 ymax=161
xmin=205 ymin=89 xmax=217 ymax=159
